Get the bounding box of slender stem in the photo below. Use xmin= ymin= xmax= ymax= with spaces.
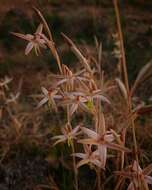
xmin=96 ymin=168 xmax=102 ymax=190
xmin=33 ymin=7 xmax=53 ymax=41
xmin=66 ymin=91 xmax=78 ymax=190
xmin=128 ymin=96 xmax=139 ymax=162
xmin=113 ymin=0 xmax=129 ymax=93
xmin=71 ymin=141 xmax=79 ymax=190
xmin=34 ymin=7 xmax=63 ymax=74
xmin=113 ymin=0 xmax=139 ymax=163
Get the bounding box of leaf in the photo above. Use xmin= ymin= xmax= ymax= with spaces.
xmin=106 ymin=142 xmax=130 ymax=152
xmin=12 ymin=116 xmax=22 ymax=134
xmin=115 ymin=78 xmax=128 ymax=100
xmin=33 ymin=7 xmax=53 ymax=41
xmin=143 ymin=163 xmax=152 ymax=175
xmin=114 ymin=171 xmax=133 ymax=179
xmin=131 ymin=59 xmax=152 ymax=95
xmin=135 ymin=105 xmax=152 ymax=115
xmin=114 ymin=176 xmax=125 ymax=190
xmin=61 ymin=33 xmax=92 ymax=73
xmin=78 ymin=138 xmax=98 ymax=145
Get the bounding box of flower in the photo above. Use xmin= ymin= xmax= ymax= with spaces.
xmin=60 ymin=92 xmax=90 ymax=116
xmin=6 ymin=92 xmax=20 ymax=104
xmin=52 ymin=124 xmax=81 ymax=146
xmin=79 ymin=80 xmax=111 ymax=105
xmin=0 ymin=76 xmax=13 ymax=90
xmin=72 ymin=145 xmax=102 ymax=168
xmin=11 ymin=24 xmax=46 ymax=55
xmin=115 ymin=160 xmax=152 ymax=190
xmin=51 ymin=64 xmax=89 ymax=90
xmin=37 ymin=86 xmax=61 ymax=111
xmin=78 ymin=127 xmax=130 ymax=169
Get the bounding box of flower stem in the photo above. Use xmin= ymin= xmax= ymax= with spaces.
xmin=113 ymin=0 xmax=139 ymax=163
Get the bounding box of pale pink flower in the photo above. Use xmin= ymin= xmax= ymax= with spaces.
xmin=12 ymin=24 xmax=46 ymax=55
xmin=51 ymin=65 xmax=89 ymax=89
xmin=72 ymin=145 xmax=103 ymax=168
xmin=85 ymin=89 xmax=111 ymax=104
xmin=37 ymin=86 xmax=61 ymax=111
xmin=52 ymin=125 xmax=81 ymax=146
xmin=0 ymin=76 xmax=13 ymax=90
xmin=60 ymin=92 xmax=90 ymax=116
xmin=6 ymin=92 xmax=20 ymax=104
xmin=78 ymin=127 xmax=130 ymax=169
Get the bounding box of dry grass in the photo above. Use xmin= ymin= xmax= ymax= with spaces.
xmin=0 ymin=1 xmax=152 ymax=190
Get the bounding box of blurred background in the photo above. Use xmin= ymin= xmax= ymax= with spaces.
xmin=0 ymin=0 xmax=152 ymax=190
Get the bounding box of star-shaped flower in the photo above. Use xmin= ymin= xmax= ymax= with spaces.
xmin=78 ymin=127 xmax=130 ymax=169
xmin=37 ymin=86 xmax=62 ymax=111
xmin=52 ymin=124 xmax=81 ymax=146
xmin=6 ymin=92 xmax=20 ymax=104
xmin=72 ymin=145 xmax=103 ymax=168
xmin=0 ymin=76 xmax=13 ymax=90
xmin=51 ymin=64 xmax=89 ymax=90
xmin=12 ymin=24 xmax=46 ymax=55
xmin=60 ymin=92 xmax=90 ymax=116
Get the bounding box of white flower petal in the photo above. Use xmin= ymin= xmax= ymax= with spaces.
xmin=127 ymin=182 xmax=134 ymax=190
xmin=25 ymin=42 xmax=34 ymax=55
xmin=81 ymin=127 xmax=98 ymax=139
xmin=145 ymin=175 xmax=152 ymax=185
xmin=37 ymin=97 xmax=48 ymax=108
xmin=41 ymin=87 xmax=48 ymax=95
xmin=72 ymin=153 xmax=86 ymax=159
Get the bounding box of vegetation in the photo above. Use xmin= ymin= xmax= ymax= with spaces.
xmin=0 ymin=1 xmax=152 ymax=190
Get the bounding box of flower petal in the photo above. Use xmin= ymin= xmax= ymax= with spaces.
xmin=145 ymin=175 xmax=152 ymax=185
xmin=52 ymin=135 xmax=65 ymax=140
xmin=25 ymin=42 xmax=34 ymax=55
xmin=127 ymin=182 xmax=134 ymax=190
xmin=53 ymin=137 xmax=66 ymax=146
xmin=41 ymin=87 xmax=48 ymax=95
xmin=36 ymin=23 xmax=43 ymax=34
xmin=70 ymin=104 xmax=78 ymax=116
xmin=70 ymin=125 xmax=80 ymax=136
xmin=91 ymin=159 xmax=103 ymax=168
xmin=72 ymin=153 xmax=86 ymax=159
xmin=11 ymin=32 xmax=30 ymax=41
xmin=132 ymin=160 xmax=142 ymax=174
xmin=81 ymin=127 xmax=98 ymax=139
xmin=76 ymin=159 xmax=89 ymax=168
xmin=37 ymin=97 xmax=48 ymax=108
xmin=104 ymin=134 xmax=114 ymax=142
